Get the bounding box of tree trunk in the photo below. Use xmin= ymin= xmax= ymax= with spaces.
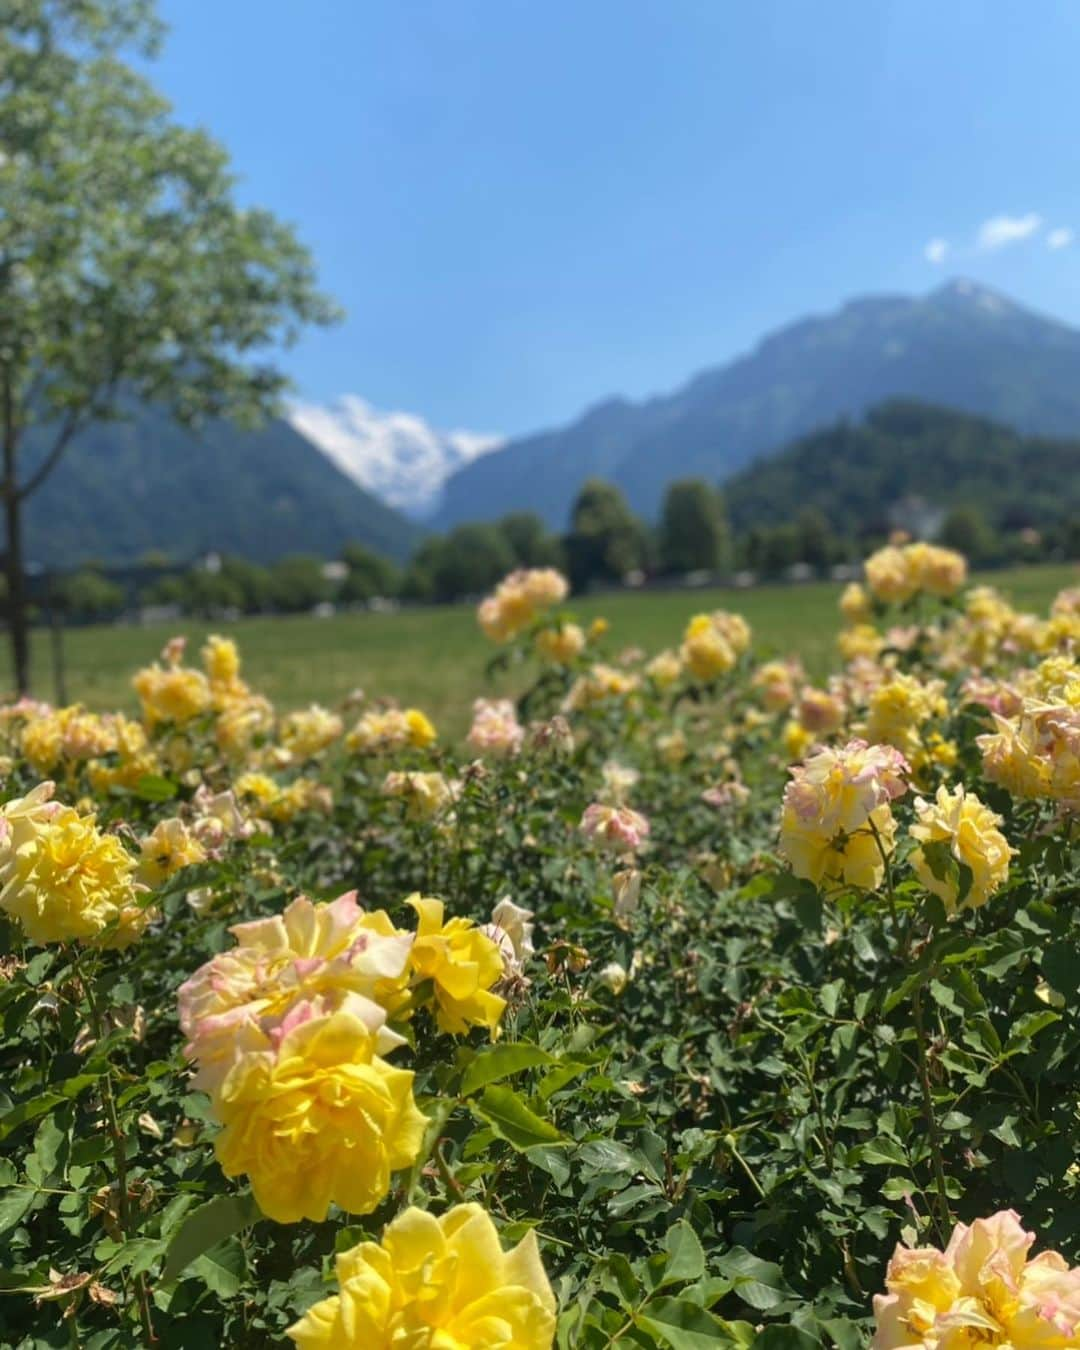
xmin=4 ymin=483 xmax=29 ymax=696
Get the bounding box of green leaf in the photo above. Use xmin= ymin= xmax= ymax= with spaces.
xmin=161 ymin=1193 xmax=262 ymax=1286
xmin=471 ymin=1086 xmax=562 ymax=1151
xmin=638 ymin=1297 xmax=734 ymax=1349
xmin=859 ymin=1138 xmax=908 ymax=1167
xmin=189 ymin=1238 xmax=246 ymax=1298
xmin=0 ymin=1188 xmax=36 ymax=1236
xmin=662 ymin=1220 xmax=706 ymax=1286
xmin=0 ymin=1093 xmax=67 ymax=1144
xmin=460 ymin=1043 xmax=554 ymax=1096
xmin=134 ymin=774 xmax=179 ymax=802
xmin=715 ymin=1249 xmax=791 ymax=1312
xmin=750 ymin=1327 xmax=822 ymax=1350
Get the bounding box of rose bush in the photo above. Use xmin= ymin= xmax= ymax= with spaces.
xmin=1 ymin=556 xmax=1079 ymax=1347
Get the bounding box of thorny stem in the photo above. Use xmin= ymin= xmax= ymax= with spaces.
xmin=81 ymin=962 xmax=157 ymax=1345
xmin=912 ymin=986 xmax=952 ymax=1241
xmin=870 ymin=829 xmax=952 ymax=1242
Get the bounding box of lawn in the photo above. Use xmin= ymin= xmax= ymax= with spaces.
xmin=10 ymin=561 xmax=1078 ymax=735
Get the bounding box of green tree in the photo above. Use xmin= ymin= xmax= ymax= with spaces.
xmin=269 ymin=556 xmax=330 ymax=613
xmin=429 ymin=525 xmax=515 ymax=603
xmin=55 ymin=568 xmax=124 ymax=619
xmin=340 ymin=542 xmax=400 ymax=604
xmin=940 ymin=507 xmax=996 ymax=565
xmin=795 ymin=507 xmax=836 ymax=573
xmin=219 ymin=556 xmax=272 ymax=613
xmin=563 ymin=479 xmax=649 ymax=592
xmin=497 ymin=512 xmax=564 ymax=569
xmin=0 ymin=1 xmax=337 ymax=691
xmin=657 ymin=479 xmax=729 ymax=574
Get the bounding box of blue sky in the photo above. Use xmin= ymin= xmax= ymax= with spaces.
xmin=154 ymin=0 xmax=1080 ymax=437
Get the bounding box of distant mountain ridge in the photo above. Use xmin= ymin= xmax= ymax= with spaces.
xmin=433 ymin=280 xmax=1080 ymax=530
xmin=20 ymin=402 xmax=420 ymax=569
xmin=288 ymin=395 xmax=503 ymax=518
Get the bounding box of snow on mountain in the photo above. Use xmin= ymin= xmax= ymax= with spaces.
xmin=288 ymin=395 xmax=504 ymax=519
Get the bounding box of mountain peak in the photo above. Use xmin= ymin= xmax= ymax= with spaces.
xmin=927 ymin=277 xmax=1023 ymax=316
xmin=433 ymin=279 xmax=1080 ymax=530
xmin=288 ymin=396 xmax=503 ymax=520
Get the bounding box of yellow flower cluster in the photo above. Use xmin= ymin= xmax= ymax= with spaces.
xmin=680 ymin=610 xmax=751 ymax=682
xmin=864 ymin=540 xmax=967 ymax=605
xmin=0 ymin=783 xmax=150 ymax=947
xmin=287 ymin=1203 xmax=556 ymax=1348
xmin=382 ymin=770 xmax=459 ymax=821
xmin=535 ymin=620 xmax=585 ymax=664
xmin=346 ymin=707 xmax=437 ymax=756
xmin=978 ymin=661 xmax=1080 ymax=810
xmin=477 ymin=567 xmax=569 ymax=642
xmin=178 ymin=890 xmax=508 ymax=1219
xmin=279 ymin=703 xmax=344 ymax=760
xmin=563 ymin=662 xmax=640 ymax=712
xmin=861 ymin=673 xmax=947 ymax=759
xmin=872 ymin=1210 xmax=1080 ymax=1350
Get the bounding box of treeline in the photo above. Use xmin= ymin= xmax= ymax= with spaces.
xmin=39 ymin=465 xmax=1080 ymax=623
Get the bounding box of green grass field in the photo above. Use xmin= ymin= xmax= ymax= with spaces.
xmin=10 ymin=562 xmax=1078 ymax=735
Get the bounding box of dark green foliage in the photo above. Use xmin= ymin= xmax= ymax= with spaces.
xmin=658 ymin=480 xmax=731 ymax=575
xmin=18 ymin=406 xmax=420 ymax=568
xmin=340 ymin=544 xmax=400 ymax=603
xmin=724 ymin=401 xmax=1080 ymax=537
xmin=564 ymin=478 xmax=650 ymax=591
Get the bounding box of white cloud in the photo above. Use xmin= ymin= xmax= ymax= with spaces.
xmin=975 ymin=212 xmax=1043 ymax=251
xmin=289 ymin=395 xmax=503 ymax=519
xmin=1048 ymin=226 xmax=1074 ymax=250
xmin=924 ymin=237 xmax=949 ymax=264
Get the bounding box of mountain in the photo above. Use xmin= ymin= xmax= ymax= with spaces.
xmin=20 ymin=403 xmax=421 ymax=569
xmin=724 ymin=400 xmax=1080 ymax=534
xmin=434 ymin=279 xmax=1080 ymax=530
xmin=288 ymin=395 xmax=503 ymax=518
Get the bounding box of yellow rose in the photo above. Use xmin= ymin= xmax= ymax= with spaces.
xmin=137 ymin=817 xmax=206 ymax=888
xmin=279 ymin=704 xmax=344 ymax=760
xmin=0 ymin=783 xmax=149 ymax=947
xmin=864 ymin=545 xmax=917 ymax=605
xmin=287 ymin=1203 xmax=557 ymax=1349
xmin=645 ymin=648 xmax=682 ymax=689
xmin=132 ymin=663 xmax=212 ymax=728
xmin=201 ymin=634 xmax=243 ymax=689
xmin=872 ymin=1211 xmax=1080 ymax=1350
xmin=535 ymin=622 xmax=585 ymax=665
xmin=909 ymin=784 xmax=1014 ymax=913
xmin=406 ymin=895 xmax=506 ymax=1036
xmin=839 ymin=581 xmax=871 ymax=624
xmin=214 ymin=1005 xmax=426 ymax=1223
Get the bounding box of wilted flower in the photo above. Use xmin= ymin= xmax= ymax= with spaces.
xmin=580 ymin=802 xmax=650 ymax=854
xmin=483 ymin=896 xmax=536 ymax=978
